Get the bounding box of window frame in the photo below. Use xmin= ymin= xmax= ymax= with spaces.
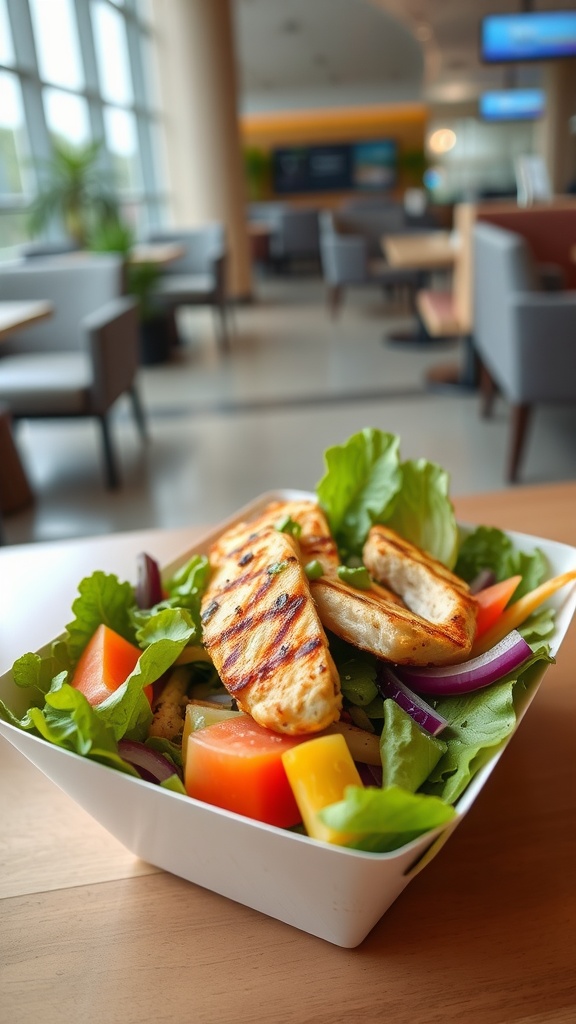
xmin=0 ymin=0 xmax=167 ymax=252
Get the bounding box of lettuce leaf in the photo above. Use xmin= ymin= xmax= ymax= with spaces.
xmin=1 ymin=607 xmax=197 ymax=754
xmin=316 ymin=428 xmax=401 ymax=557
xmin=421 ymin=645 xmax=552 ymax=804
xmin=315 ymin=428 xmax=457 ymax=566
xmin=319 ymin=784 xmax=455 ymax=853
xmin=455 ymin=526 xmax=547 ymax=599
xmin=385 ymin=459 xmax=458 ymax=569
xmin=65 ymin=571 xmax=137 ymax=659
xmin=380 ymin=699 xmax=447 ymax=792
xmin=131 ymin=554 xmax=210 ymax=647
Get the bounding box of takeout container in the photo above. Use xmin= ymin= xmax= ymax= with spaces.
xmin=1 ymin=490 xmax=576 ymax=947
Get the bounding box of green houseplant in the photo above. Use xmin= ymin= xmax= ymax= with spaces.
xmin=28 ymin=139 xmax=119 ymax=249
xmin=88 ymin=215 xmax=172 ymax=365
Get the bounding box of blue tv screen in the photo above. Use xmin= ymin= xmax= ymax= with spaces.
xmin=481 ymin=11 xmax=576 ymax=62
xmin=479 ymin=88 xmax=546 ymax=122
xmin=272 ymin=139 xmax=396 ymax=194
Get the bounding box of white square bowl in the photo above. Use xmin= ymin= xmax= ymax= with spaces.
xmin=1 ymin=490 xmax=576 ymax=948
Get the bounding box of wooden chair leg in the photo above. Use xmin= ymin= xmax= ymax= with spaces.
xmin=479 ymin=362 xmax=498 ymax=417
xmin=98 ymin=414 xmax=120 ymax=490
xmin=507 ymin=403 xmax=531 ymax=484
xmin=129 ymin=386 xmax=148 ymax=442
xmin=213 ymin=304 xmax=230 ymax=354
xmin=328 ymin=285 xmax=343 ymax=318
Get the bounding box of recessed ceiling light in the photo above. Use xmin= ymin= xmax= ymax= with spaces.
xmin=428 ymin=128 xmax=457 ymax=154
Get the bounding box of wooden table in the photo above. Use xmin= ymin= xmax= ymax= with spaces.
xmin=1 ymin=484 xmax=576 ymax=1023
xmin=381 ymin=231 xmax=459 ymax=347
xmin=0 ymin=301 xmax=54 ymax=535
xmin=128 ymin=242 xmax=185 ymax=266
xmin=0 ymin=299 xmax=53 ymax=341
xmin=382 ymin=230 xmax=457 ymax=272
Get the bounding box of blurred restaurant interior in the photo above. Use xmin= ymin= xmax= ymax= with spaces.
xmin=1 ymin=0 xmax=576 ymax=545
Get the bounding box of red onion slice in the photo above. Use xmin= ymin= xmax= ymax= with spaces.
xmin=397 ymin=630 xmax=532 ymax=696
xmin=135 ymin=552 xmax=163 ymax=609
xmin=377 ymin=666 xmax=448 ymax=735
xmin=118 ymin=739 xmax=181 ymax=784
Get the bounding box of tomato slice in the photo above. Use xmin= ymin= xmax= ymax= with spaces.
xmin=474 ymin=575 xmax=522 ymax=640
xmin=185 ymin=716 xmax=307 ymax=827
xmin=71 ymin=623 xmax=150 ymax=706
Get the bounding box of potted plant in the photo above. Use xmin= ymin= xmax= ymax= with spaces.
xmin=28 ymin=139 xmax=119 ymax=249
xmin=88 ymin=215 xmax=172 ymax=366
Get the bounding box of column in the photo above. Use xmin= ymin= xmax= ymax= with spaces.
xmin=538 ymin=59 xmax=576 ymax=194
xmin=150 ymin=0 xmax=252 ymax=298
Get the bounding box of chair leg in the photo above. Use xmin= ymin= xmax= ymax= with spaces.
xmin=327 ymin=285 xmax=343 ymax=318
xmin=507 ymin=403 xmax=531 ymax=484
xmin=213 ymin=303 xmax=231 ymax=354
xmin=98 ymin=414 xmax=120 ymax=490
xmin=129 ymin=385 xmax=148 ymax=442
xmin=479 ymin=362 xmax=498 ymax=417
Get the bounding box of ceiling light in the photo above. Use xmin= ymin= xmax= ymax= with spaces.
xmin=428 ymin=128 xmax=457 ymax=155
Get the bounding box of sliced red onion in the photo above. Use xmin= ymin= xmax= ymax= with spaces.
xmin=118 ymin=739 xmax=181 ymax=784
xmin=135 ymin=552 xmax=163 ymax=609
xmin=377 ymin=666 xmax=448 ymax=735
xmin=396 ymin=629 xmax=532 ymax=696
xmin=469 ymin=568 xmax=497 ymax=594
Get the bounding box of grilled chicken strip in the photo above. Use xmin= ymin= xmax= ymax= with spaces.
xmin=360 ymin=524 xmax=477 ymax=664
xmin=201 ymin=524 xmax=341 ymax=735
xmin=209 ymin=498 xmax=340 ymax=573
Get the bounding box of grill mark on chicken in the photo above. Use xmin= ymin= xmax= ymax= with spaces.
xmin=210 ymin=499 xmax=340 ymax=574
xmin=219 ymin=592 xmax=306 ymax=682
xmin=201 ymin=522 xmax=341 ymax=734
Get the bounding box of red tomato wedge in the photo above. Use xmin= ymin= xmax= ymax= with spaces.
xmin=185 ymin=717 xmax=308 ymax=828
xmin=473 ymin=575 xmax=522 ymax=640
xmin=71 ymin=623 xmax=151 ymax=707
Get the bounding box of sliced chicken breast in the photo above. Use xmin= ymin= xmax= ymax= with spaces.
xmin=201 ymin=524 xmax=341 ymax=735
xmin=210 ymin=498 xmax=339 ymax=573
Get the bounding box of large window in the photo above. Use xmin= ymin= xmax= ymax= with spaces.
xmin=0 ymin=0 xmax=166 ymax=256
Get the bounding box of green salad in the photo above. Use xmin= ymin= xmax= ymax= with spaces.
xmin=0 ymin=428 xmax=560 ymax=853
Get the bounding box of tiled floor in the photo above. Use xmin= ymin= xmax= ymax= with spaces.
xmin=4 ymin=271 xmax=576 ymax=546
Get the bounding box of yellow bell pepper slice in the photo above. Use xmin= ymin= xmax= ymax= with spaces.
xmin=281 ymin=733 xmax=363 ymax=846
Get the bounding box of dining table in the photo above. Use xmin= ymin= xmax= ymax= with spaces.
xmin=382 ymin=229 xmax=458 ymax=274
xmin=0 ymin=298 xmax=54 ymax=341
xmin=1 ymin=482 xmax=576 ymax=1023
xmin=128 ymin=241 xmax=186 ymax=266
xmin=381 ymin=230 xmax=459 ymax=347
xmin=0 ymin=300 xmax=55 ymax=541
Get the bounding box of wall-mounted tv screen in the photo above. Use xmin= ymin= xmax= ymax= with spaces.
xmin=351 ymin=139 xmax=397 ymax=190
xmin=480 ymin=11 xmax=576 ymax=63
xmin=479 ymin=88 xmax=546 ymax=122
xmin=272 ymin=139 xmax=396 ymax=195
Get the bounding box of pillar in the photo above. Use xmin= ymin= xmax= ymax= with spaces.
xmin=538 ymin=59 xmax=576 ymax=193
xmin=150 ymin=0 xmax=252 ymax=298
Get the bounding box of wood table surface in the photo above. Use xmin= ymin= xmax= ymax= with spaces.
xmin=382 ymin=230 xmax=458 ymax=271
xmin=1 ymin=484 xmax=576 ymax=1024
xmin=0 ymin=299 xmax=54 ymax=341
xmin=128 ymin=242 xmax=186 ymax=266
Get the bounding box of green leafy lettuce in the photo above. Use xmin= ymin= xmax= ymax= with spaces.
xmin=316 ymin=427 xmax=458 ymax=567
xmin=319 ymin=785 xmax=456 ymax=853
xmin=0 ymin=558 xmax=210 ymax=767
xmin=455 ymin=526 xmax=547 ymax=599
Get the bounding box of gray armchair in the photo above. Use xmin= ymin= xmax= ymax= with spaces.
xmin=146 ymin=224 xmax=232 ymax=353
xmin=472 ymin=221 xmax=576 ymax=482
xmin=0 ymin=255 xmax=146 ymax=489
xmin=318 ymin=210 xmax=419 ymax=318
xmin=248 ymin=203 xmax=320 ymax=272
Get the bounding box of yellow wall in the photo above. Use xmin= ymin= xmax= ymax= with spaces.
xmin=240 ymin=102 xmax=429 ymax=204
